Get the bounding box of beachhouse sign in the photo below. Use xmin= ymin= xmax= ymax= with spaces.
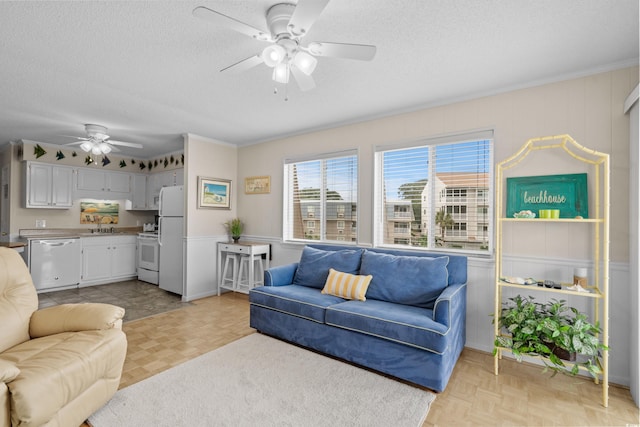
xmin=506 ymin=173 xmax=588 ymax=218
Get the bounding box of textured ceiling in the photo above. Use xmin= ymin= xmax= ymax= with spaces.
xmin=0 ymin=0 xmax=638 ymax=158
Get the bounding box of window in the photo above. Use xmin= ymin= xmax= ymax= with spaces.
xmin=374 ymin=131 xmax=493 ymax=254
xmin=284 ymin=150 xmax=358 ymax=243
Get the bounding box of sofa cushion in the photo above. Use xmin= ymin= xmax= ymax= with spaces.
xmin=321 ymin=268 xmax=373 ymax=301
xmin=359 ymin=250 xmax=449 ymax=308
xmin=325 ymin=299 xmax=449 ymax=354
xmin=292 ymin=246 xmax=363 ymax=289
xmin=250 ymin=285 xmax=345 ymax=323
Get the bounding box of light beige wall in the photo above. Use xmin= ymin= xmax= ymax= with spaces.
xmin=237 ymin=66 xmax=639 ymax=262
xmin=184 ymin=133 xmax=238 ymax=237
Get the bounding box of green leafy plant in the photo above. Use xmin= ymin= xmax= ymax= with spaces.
xmin=225 ymin=218 xmax=243 ymax=240
xmin=493 ymin=295 xmax=607 ymax=378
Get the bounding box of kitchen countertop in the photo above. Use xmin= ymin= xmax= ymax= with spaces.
xmin=19 ymin=227 xmax=143 ymax=239
xmin=0 ymin=241 xmax=26 ymax=248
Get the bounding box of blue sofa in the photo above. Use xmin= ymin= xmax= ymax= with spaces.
xmin=249 ymin=244 xmax=467 ymax=392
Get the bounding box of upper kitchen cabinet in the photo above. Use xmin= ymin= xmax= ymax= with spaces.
xmin=146 ymin=169 xmax=183 ymax=210
xmin=24 ymin=161 xmax=73 ymax=209
xmin=76 ymin=169 xmax=131 ymax=199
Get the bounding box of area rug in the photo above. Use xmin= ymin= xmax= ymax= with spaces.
xmin=89 ymin=333 xmax=435 ymax=427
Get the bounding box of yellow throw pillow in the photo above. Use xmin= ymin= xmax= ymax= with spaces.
xmin=321 ymin=268 xmax=373 ymax=301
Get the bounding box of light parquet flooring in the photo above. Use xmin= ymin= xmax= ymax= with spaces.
xmin=87 ymin=292 xmax=637 ymax=426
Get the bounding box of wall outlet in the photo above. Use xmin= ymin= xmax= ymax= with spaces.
xmin=35 ymin=219 xmax=46 ymax=228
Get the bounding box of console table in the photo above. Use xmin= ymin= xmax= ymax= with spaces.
xmin=217 ymin=241 xmax=270 ymax=294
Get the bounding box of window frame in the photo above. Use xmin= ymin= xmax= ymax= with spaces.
xmin=373 ymin=130 xmax=494 ymax=256
xmin=283 ymin=149 xmax=359 ymax=245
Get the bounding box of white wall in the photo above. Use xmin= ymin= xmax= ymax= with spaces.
xmin=236 ymin=66 xmax=639 ymax=387
xmin=183 ymin=133 xmax=238 ymax=301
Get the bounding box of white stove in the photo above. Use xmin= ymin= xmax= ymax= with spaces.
xmin=137 ymin=232 xmax=159 ymax=284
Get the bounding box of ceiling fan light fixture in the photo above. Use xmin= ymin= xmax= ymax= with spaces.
xmin=91 ymin=145 xmax=102 ymax=155
xmin=262 ymin=44 xmax=286 ymax=67
xmin=293 ymin=51 xmax=317 ymax=75
xmin=99 ymin=142 xmax=112 ymax=154
xmin=273 ymin=63 xmax=290 ymax=84
xmin=80 ymin=141 xmax=93 ymax=152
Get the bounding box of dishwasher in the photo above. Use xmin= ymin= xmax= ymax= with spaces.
xmin=29 ymin=238 xmax=81 ymax=291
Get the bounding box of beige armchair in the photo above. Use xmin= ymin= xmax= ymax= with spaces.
xmin=0 ymin=247 xmax=127 ymax=427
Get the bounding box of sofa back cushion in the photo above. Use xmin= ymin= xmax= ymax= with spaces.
xmin=292 ymin=246 xmax=363 ymax=289
xmin=0 ymin=248 xmax=38 ymax=353
xmin=359 ymin=250 xmax=449 ymax=308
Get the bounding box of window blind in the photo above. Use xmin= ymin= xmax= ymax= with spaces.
xmin=283 ymin=150 xmax=358 ymax=243
xmin=374 ymin=132 xmax=493 ymax=254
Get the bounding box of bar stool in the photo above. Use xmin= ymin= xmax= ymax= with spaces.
xmin=237 ymin=255 xmax=265 ymax=291
xmin=219 ymin=253 xmax=239 ymax=295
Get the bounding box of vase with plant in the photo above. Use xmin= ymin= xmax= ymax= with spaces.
xmin=493 ymin=295 xmax=607 ymax=378
xmin=225 ymin=218 xmax=243 ymax=242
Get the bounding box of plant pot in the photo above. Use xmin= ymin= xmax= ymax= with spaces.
xmin=545 ymin=342 xmax=576 ymax=361
xmin=232 ymin=236 xmax=240 ymax=243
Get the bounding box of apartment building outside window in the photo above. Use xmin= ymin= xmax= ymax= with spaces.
xmin=374 ymin=131 xmax=493 ymax=254
xmin=283 ymin=150 xmax=358 ymax=243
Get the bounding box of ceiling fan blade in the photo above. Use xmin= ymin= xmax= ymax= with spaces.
xmin=220 ymin=54 xmax=264 ymax=74
xmin=288 ymin=0 xmax=330 ymax=36
xmin=291 ymin=66 xmax=316 ymax=91
xmin=64 ymin=141 xmax=84 ymax=146
xmin=60 ymin=135 xmax=89 ymax=140
xmin=108 ymin=140 xmax=143 ymax=149
xmin=193 ymin=6 xmax=272 ymax=41
xmin=308 ymin=42 xmax=376 ymax=61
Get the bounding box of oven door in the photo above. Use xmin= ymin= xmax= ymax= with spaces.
xmin=138 ymin=235 xmax=159 ymax=271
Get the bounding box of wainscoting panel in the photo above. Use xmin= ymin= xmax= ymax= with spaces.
xmin=183 ymin=235 xmax=228 ymax=302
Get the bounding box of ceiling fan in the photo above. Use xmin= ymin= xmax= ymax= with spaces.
xmin=64 ymin=124 xmax=143 ymax=155
xmin=193 ymin=0 xmax=377 ymax=91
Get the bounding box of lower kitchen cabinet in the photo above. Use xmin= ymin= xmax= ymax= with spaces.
xmin=81 ymin=236 xmax=137 ymax=286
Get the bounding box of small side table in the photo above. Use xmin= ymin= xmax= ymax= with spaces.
xmin=217 ymin=241 xmax=270 ymax=294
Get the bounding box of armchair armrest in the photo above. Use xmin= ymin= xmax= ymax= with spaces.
xmin=264 ymin=263 xmax=299 ymax=287
xmin=29 ymin=303 xmax=125 ymax=338
xmin=432 ymin=283 xmax=467 ymax=327
xmin=0 ymin=360 xmax=19 ymax=384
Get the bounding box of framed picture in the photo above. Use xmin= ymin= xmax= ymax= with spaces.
xmin=506 ymin=173 xmax=588 ymax=218
xmin=245 ymin=175 xmax=271 ymax=194
xmin=197 ymin=177 xmax=231 ymax=209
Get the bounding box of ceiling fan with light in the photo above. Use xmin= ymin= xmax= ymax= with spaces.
xmin=193 ymin=0 xmax=377 ymax=91
xmin=64 ymin=124 xmax=143 ymax=155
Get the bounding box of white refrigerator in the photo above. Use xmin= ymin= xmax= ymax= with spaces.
xmin=158 ymin=185 xmax=184 ymax=295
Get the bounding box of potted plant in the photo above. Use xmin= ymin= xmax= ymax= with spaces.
xmin=224 ymin=218 xmax=243 ymax=242
xmin=493 ymin=295 xmax=607 ymax=378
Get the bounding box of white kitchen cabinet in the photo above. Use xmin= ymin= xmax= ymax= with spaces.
xmin=77 ymin=169 xmax=131 ymax=192
xmin=146 ymin=169 xmax=183 ymax=210
xmin=76 ymin=169 xmax=131 ymax=199
xmin=24 ymin=162 xmax=73 ymax=208
xmin=126 ymin=173 xmax=148 ymax=210
xmin=81 ymin=235 xmax=137 ymax=285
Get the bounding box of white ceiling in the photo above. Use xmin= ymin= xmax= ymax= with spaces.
xmin=0 ymin=0 xmax=638 ymax=158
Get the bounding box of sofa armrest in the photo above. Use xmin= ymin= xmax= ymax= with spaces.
xmin=29 ymin=303 xmax=125 ymax=338
xmin=432 ymin=283 xmax=467 ymax=327
xmin=264 ymin=263 xmax=299 ymax=286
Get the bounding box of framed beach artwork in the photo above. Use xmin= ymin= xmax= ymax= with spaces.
xmin=198 ymin=177 xmax=231 ymax=209
xmin=80 ymin=202 xmax=119 ymax=224
xmin=245 ymin=175 xmax=271 ymax=194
